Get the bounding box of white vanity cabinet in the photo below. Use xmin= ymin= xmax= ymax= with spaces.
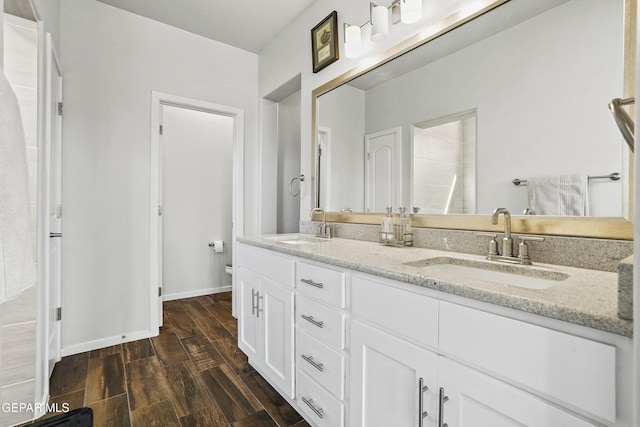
xmin=350 ymin=319 xmax=438 ymax=427
xmin=438 ymin=358 xmax=598 ymax=426
xmin=294 ymin=261 xmax=347 ymax=427
xmin=349 ymin=274 xmax=625 ymax=427
xmin=237 ymin=245 xmax=295 ymax=398
xmin=236 ymin=241 xmax=631 ymax=427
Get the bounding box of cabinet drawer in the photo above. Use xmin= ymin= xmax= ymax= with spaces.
xmin=237 ymin=244 xmax=294 ymax=287
xmin=296 ymin=295 xmax=345 ymax=350
xmin=440 ymin=302 xmax=616 ymax=423
xmin=351 ymin=276 xmax=439 ymax=349
xmin=296 ymin=329 xmax=345 ymax=400
xmin=296 ymin=262 xmax=345 ymax=308
xmin=297 ymin=369 xmax=344 ymax=427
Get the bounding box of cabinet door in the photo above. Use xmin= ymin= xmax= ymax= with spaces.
xmin=350 ymin=320 xmax=438 ymax=427
xmin=438 ymin=358 xmax=597 ymax=427
xmin=261 ymin=277 xmax=295 ymax=398
xmin=237 ymin=267 xmax=259 ymax=361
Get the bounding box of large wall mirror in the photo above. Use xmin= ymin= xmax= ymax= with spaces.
xmin=312 ymin=0 xmax=635 ymax=239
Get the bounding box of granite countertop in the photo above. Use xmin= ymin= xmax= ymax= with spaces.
xmin=239 ymin=234 xmax=632 ymax=337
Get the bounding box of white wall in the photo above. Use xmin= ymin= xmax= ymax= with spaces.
xmin=364 ymin=0 xmax=622 ymax=216
xmin=277 ymin=90 xmax=301 ymax=233
xmin=318 ymin=85 xmax=365 ymax=211
xmin=58 ymin=0 xmax=258 ymax=354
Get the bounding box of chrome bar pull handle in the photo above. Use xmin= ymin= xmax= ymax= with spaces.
xmin=301 ymin=354 xmax=324 ymax=372
xmin=251 ymin=289 xmax=257 ymax=316
xmin=438 ymin=387 xmax=449 ymax=427
xmin=418 ymin=378 xmax=429 ymax=427
xmin=255 ymin=291 xmax=263 ymax=319
xmin=300 ymin=278 xmax=324 ymax=289
xmin=301 ymin=396 xmax=324 ymax=419
xmin=301 ymin=314 xmax=324 ymax=328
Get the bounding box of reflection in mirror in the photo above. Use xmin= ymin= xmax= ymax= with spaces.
xmin=412 ymin=111 xmax=476 ymax=214
xmin=317 ymin=0 xmax=627 ymax=218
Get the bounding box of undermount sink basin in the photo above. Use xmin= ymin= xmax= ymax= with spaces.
xmin=403 ymin=257 xmax=568 ymax=290
xmin=266 ymin=235 xmax=329 ymax=245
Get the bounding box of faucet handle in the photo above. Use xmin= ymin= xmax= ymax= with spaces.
xmin=515 ymin=235 xmax=544 ymax=264
xmin=475 ymin=232 xmax=499 ymax=256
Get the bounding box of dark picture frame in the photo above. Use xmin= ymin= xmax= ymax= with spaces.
xmin=311 ymin=11 xmax=339 ymax=73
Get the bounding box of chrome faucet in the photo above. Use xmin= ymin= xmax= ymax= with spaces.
xmin=481 ymin=207 xmax=545 ymax=265
xmin=491 ymin=208 xmax=513 ymax=257
xmin=310 ymin=207 xmax=332 ymax=238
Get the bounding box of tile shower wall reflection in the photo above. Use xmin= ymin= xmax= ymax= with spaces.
xmin=412 ymin=114 xmax=476 ymax=214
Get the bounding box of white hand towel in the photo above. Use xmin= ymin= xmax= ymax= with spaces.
xmin=527 ymin=174 xmax=589 ymax=216
xmin=0 ymin=69 xmax=37 ymax=302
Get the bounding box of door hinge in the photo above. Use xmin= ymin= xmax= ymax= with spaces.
xmin=158 ymin=286 xmax=162 ymax=297
xmin=367 ymin=152 xmax=371 ymax=160
xmin=56 ymin=307 xmax=62 ymax=321
xmin=57 ymin=102 xmax=63 ymax=116
xmin=56 ymin=205 xmax=63 ymax=219
xmin=159 ymin=125 xmax=163 ymax=135
xmin=158 ymin=205 xmax=163 ymax=216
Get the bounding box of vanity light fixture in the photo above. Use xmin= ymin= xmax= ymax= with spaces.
xmin=344 ymin=0 xmax=422 ymax=56
xmin=344 ymin=23 xmax=362 ymax=58
xmin=400 ymin=0 xmax=422 ymax=23
xmin=370 ymin=3 xmax=389 ymax=42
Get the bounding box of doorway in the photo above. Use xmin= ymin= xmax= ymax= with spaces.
xmin=364 ymin=127 xmax=402 ymax=213
xmin=160 ymin=105 xmax=233 ymax=301
xmin=150 ymin=93 xmax=244 ymax=333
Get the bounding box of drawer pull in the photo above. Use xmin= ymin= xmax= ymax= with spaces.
xmin=418 ymin=378 xmax=429 ymax=427
xmin=301 ymin=314 xmax=325 ymax=328
xmin=251 ymin=289 xmax=258 ymax=315
xmin=301 ymin=354 xmax=324 ymax=372
xmin=300 ymin=278 xmax=324 ymax=289
xmin=438 ymin=387 xmax=449 ymax=427
xmin=302 ymin=396 xmax=324 ymax=419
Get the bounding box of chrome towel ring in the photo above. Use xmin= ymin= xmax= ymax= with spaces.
xmin=289 ymin=174 xmax=305 ymax=197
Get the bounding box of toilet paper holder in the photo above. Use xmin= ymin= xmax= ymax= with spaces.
xmin=208 ymin=240 xmax=224 ymax=253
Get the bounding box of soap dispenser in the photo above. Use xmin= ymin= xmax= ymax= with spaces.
xmin=381 ymin=206 xmax=394 ymax=243
xmin=396 ymin=206 xmax=412 ymax=245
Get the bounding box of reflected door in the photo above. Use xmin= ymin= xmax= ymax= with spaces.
xmin=365 ymin=127 xmax=402 ymax=213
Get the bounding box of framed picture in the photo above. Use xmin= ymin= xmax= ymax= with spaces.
xmin=311 ymin=11 xmax=339 ymax=73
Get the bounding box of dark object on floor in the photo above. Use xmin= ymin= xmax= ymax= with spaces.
xmin=32 ymin=408 xmax=93 ymax=427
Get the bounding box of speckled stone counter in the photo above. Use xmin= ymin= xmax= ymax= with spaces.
xmin=239 ymin=234 xmax=632 ymax=337
xmin=618 ymin=255 xmax=633 ymax=320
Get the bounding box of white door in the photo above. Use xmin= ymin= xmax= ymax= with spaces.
xmin=365 ymin=127 xmax=402 ymax=213
xmin=260 ymin=278 xmax=295 ymax=398
xmin=350 ymin=320 xmax=438 ymax=427
xmin=438 ymin=358 xmax=597 ymax=427
xmin=159 ymin=105 xmax=234 ymax=301
xmin=46 ymin=34 xmax=63 ymax=376
xmin=237 ymin=267 xmax=259 ymax=361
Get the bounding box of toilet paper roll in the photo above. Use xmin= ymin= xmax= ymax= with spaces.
xmin=213 ymin=240 xmax=224 ymax=253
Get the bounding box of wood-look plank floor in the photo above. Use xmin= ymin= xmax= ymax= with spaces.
xmin=25 ymin=292 xmax=310 ymax=427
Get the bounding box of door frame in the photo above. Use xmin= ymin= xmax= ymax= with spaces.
xmin=317 ymin=126 xmax=331 ymax=209
xmin=35 ymin=30 xmax=63 ymax=413
xmin=149 ymin=92 xmax=244 ymax=334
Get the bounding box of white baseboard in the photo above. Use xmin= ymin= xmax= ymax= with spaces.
xmin=60 ymin=329 xmax=152 ymax=357
xmin=163 ymin=285 xmax=232 ymax=302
